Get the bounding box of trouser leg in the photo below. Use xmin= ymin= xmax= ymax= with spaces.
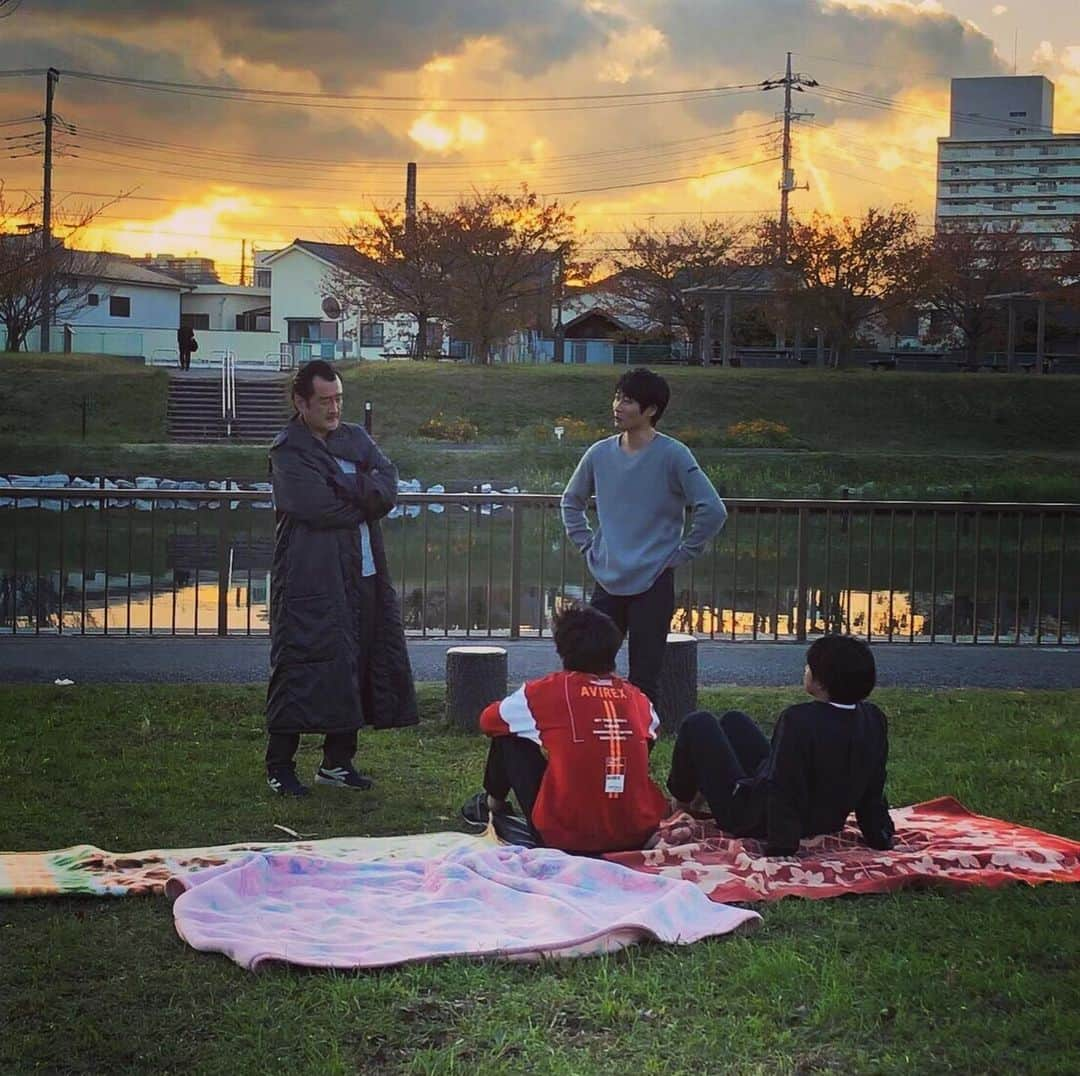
xmin=322 ymin=729 xmax=358 ymax=770
xmin=625 ymin=568 xmax=675 ymax=705
xmin=483 ymin=736 xmax=548 ymax=822
xmin=718 ymin=709 xmax=771 ymax=773
xmin=666 ymin=710 xmax=748 ymax=828
xmin=590 ymin=582 xmax=628 ymax=636
xmin=265 ymin=732 xmax=301 ymax=773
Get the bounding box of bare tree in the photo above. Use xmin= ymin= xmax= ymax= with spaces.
xmin=331 ymin=204 xmax=456 ymax=359
xmin=601 ymin=219 xmax=746 ymax=363
xmin=919 ymin=222 xmax=1043 ymax=364
xmin=755 ymin=207 xmax=928 ymax=366
xmin=440 ymin=187 xmax=579 ymax=364
xmin=0 ymin=186 xmax=114 ymax=352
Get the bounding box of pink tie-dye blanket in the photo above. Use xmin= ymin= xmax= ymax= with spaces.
xmin=605 ymin=797 xmax=1080 ymax=903
xmin=168 ymin=845 xmax=761 ymax=971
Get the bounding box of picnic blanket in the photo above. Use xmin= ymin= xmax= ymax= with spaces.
xmin=0 ymin=831 xmax=483 ymax=898
xmin=168 ymin=845 xmax=761 ymax=971
xmin=605 ymin=797 xmax=1080 ymax=904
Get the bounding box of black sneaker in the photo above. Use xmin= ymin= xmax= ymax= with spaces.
xmin=461 ymin=791 xmax=493 ymax=827
xmin=315 ymin=764 xmax=374 ymax=791
xmin=267 ymin=769 xmax=310 ymax=797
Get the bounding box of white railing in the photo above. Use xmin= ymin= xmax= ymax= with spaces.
xmin=221 ymin=350 xmax=237 ymax=437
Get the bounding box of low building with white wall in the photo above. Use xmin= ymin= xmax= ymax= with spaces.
xmin=181 ymin=283 xmax=271 ymax=332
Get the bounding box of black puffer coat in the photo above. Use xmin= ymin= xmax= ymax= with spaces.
xmin=265 ymin=416 xmax=418 ymax=735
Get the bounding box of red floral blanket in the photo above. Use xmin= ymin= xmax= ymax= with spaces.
xmin=605 ymin=797 xmax=1080 ymax=903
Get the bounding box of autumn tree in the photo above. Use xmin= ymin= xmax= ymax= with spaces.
xmin=440 ymin=187 xmax=579 ymax=364
xmin=332 ymin=203 xmax=456 ymax=358
xmin=919 ymin=222 xmax=1043 ymax=364
xmin=600 ymin=219 xmax=746 ymax=363
xmin=0 ymin=187 xmax=111 ymax=352
xmin=756 ymin=207 xmax=928 ymax=366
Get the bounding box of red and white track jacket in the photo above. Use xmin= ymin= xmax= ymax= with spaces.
xmin=480 ymin=670 xmax=669 ymax=852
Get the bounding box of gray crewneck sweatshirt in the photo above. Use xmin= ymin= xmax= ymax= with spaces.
xmin=561 ymin=433 xmax=727 ymax=596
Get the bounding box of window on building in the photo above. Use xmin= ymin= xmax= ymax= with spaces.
xmin=993 ymin=182 xmax=1014 ymax=193
xmin=1036 ymin=203 xmax=1057 ymax=211
xmin=949 ymin=166 xmax=964 ymax=175
xmin=87 ymin=293 xmax=99 ymax=307
xmin=950 ymin=183 xmax=970 ymax=193
xmin=1037 ymin=181 xmax=1058 ymax=193
xmin=1009 ymin=111 xmax=1028 ymax=118
xmin=358 ymin=321 xmax=384 ymax=348
xmin=1039 ymin=144 xmax=1060 ymax=156
xmin=254 ymin=269 xmax=271 ymax=287
xmin=110 ymin=296 xmax=131 ymax=318
xmin=287 ymin=319 xmax=321 ymax=343
xmin=180 ymin=313 xmax=210 ymax=330
xmin=994 ymin=146 xmax=1014 ymax=157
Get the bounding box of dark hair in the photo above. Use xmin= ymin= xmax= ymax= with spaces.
xmin=291 ymin=360 xmax=340 ymax=403
xmin=806 ymin=634 xmax=876 ymax=704
xmin=553 ymin=605 xmax=623 ymax=674
xmin=614 ymin=367 xmax=670 ymax=426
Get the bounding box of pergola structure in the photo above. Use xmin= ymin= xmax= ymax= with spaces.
xmin=985 ymin=290 xmax=1049 ymax=374
xmin=683 ymin=266 xmax=816 ymax=366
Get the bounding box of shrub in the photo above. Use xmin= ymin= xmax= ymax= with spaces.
xmin=723 ymin=419 xmax=799 ymax=448
xmin=417 ymin=412 xmax=479 ymax=443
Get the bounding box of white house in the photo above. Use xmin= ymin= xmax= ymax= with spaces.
xmin=258 ymin=239 xmax=445 ymax=362
xmin=181 ymin=282 xmax=271 ymax=332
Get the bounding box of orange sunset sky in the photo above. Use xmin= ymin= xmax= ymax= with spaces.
xmin=2 ymin=0 xmax=1077 ymax=281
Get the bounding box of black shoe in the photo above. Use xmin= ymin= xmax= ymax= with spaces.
xmin=267 ymin=769 xmax=310 ymax=797
xmin=315 ymin=764 xmax=374 ymax=791
xmin=491 ymin=811 xmax=538 ymax=849
xmin=461 ymin=791 xmax=494 ymax=827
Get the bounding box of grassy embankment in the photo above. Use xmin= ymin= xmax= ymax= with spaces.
xmin=2 ymin=355 xmax=1080 ymax=500
xmin=1 ymin=683 xmax=1077 ymax=1074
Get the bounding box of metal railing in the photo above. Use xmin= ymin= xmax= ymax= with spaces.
xmin=220 ymin=351 xmax=237 ymax=437
xmin=1 ymin=488 xmax=1077 ymax=644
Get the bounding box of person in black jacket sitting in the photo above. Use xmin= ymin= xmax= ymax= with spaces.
xmin=666 ymin=634 xmax=895 ymax=856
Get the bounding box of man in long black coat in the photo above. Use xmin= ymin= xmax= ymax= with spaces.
xmin=265 ymin=360 xmax=418 ymax=796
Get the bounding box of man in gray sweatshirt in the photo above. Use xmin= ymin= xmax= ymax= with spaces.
xmin=561 ymin=368 xmax=727 ymax=705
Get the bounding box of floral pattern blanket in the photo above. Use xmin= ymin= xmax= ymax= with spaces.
xmin=604 ymin=797 xmax=1080 ymax=903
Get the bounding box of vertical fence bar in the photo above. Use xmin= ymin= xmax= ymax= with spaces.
xmin=537 ymin=504 xmax=547 ymax=638
xmin=993 ymin=511 xmax=1002 ymax=644
xmin=103 ymin=507 xmax=111 ymax=636
xmin=729 ymin=508 xmax=738 ymax=641
xmin=929 ymin=511 xmax=938 ymax=643
xmin=866 ymin=509 xmax=874 ymax=643
xmin=950 ymin=511 xmax=960 ymax=644
xmin=908 ymin=510 xmax=917 ymax=643
xmin=149 ymin=502 xmax=156 ymax=636
xmin=751 ymin=508 xmax=761 ymax=641
xmin=1057 ymin=512 xmax=1066 ymax=646
xmin=443 ymin=506 xmax=451 ymax=637
xmin=886 ymin=509 xmax=895 ymax=642
xmin=795 ymin=507 xmax=809 ymax=642
xmin=486 ymin=504 xmax=495 ymax=635
xmin=33 ymin=503 xmax=41 ymax=635
xmin=194 ymin=513 xmax=201 ymax=637
xmin=80 ymin=502 xmax=88 ymax=634
xmin=420 ymin=506 xmax=430 ymax=637
xmin=170 ymin=516 xmax=178 ymax=636
xmin=57 ymin=500 xmax=65 ymax=634
xmin=824 ymin=509 xmax=833 ymax=634
xmin=1035 ymin=511 xmax=1045 ymax=644
xmin=772 ymin=509 xmax=781 ymax=640
xmin=10 ymin=501 xmax=17 ymax=633
xmin=687 ymin=554 xmax=696 ymax=636
xmin=709 ymin=528 xmax=718 ymax=640
xmin=1014 ymin=512 xmax=1024 ymax=645
xmin=509 ymin=504 xmax=522 ymax=640
xmin=246 ymin=511 xmax=254 ymax=637
xmin=399 ymin=509 xmax=408 ymax=624
xmin=558 ymin=511 xmax=567 ymax=622
xmin=971 ymin=510 xmax=981 ymax=644
xmin=844 ymin=506 xmax=853 ymax=635
xmin=465 ymin=505 xmax=473 ymax=636
xmin=216 ymin=503 xmax=230 ymax=637
xmin=126 ymin=508 xmax=134 ymax=635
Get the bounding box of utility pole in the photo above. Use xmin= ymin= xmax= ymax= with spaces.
xmin=239 ymin=239 xmax=247 ymax=286
xmin=764 ymin=53 xmax=815 ymax=264
xmin=40 ymin=67 xmax=60 ymax=352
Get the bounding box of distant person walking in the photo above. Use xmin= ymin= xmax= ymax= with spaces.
xmin=177 ymin=325 xmax=197 ymax=371
xmin=265 ymin=360 xmax=417 ymax=797
xmin=561 ymin=367 xmax=727 ymax=705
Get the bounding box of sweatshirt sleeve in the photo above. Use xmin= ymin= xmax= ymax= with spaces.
xmin=668 ymin=444 xmax=727 ymax=568
xmin=764 ymin=709 xmax=807 ymax=856
xmin=854 ymin=708 xmax=895 ymax=851
xmin=560 ymin=445 xmax=596 ymax=554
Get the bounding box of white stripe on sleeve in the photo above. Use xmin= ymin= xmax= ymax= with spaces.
xmin=498 ymin=683 xmax=542 ymax=745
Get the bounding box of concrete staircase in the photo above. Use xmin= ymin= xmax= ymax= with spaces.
xmin=167 ymin=376 xmax=291 ymax=443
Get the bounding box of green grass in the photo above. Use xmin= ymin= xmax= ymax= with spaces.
xmin=1 ymin=684 xmax=1077 ymax=1075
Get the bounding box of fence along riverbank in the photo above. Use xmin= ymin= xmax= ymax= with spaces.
xmin=1 ymin=488 xmax=1077 ymax=645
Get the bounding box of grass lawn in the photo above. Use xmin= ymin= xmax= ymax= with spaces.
xmin=3 ymin=356 xmax=1080 ymax=500
xmin=1 ymin=683 xmax=1077 ymax=1075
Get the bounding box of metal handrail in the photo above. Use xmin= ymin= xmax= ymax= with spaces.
xmin=220 ymin=350 xmax=237 ymax=436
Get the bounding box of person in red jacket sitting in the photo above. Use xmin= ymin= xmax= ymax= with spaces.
xmin=460 ymin=604 xmax=669 ymax=853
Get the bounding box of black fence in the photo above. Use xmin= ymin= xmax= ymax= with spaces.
xmin=1 ymin=488 xmax=1077 ymax=644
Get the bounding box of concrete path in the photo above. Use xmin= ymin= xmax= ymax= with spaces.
xmin=1 ymin=636 xmax=1077 ymax=690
